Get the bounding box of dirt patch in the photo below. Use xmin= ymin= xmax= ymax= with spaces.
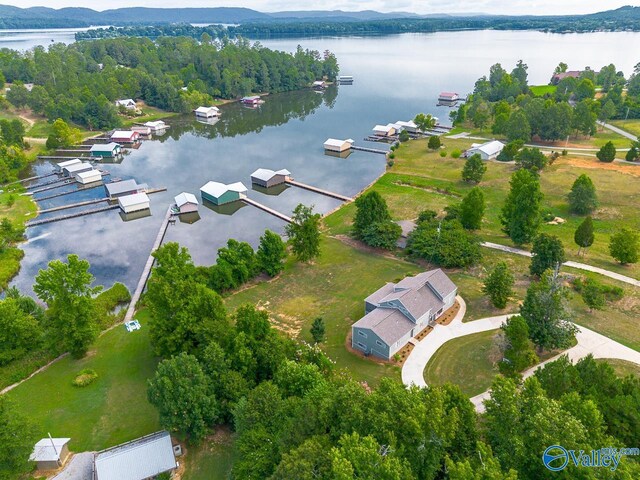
xmin=558 ymin=156 xmax=640 ymax=177
xmin=592 ymin=207 xmax=622 ymax=220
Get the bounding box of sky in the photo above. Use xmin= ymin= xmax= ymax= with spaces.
xmin=4 ymin=0 xmax=639 ymax=15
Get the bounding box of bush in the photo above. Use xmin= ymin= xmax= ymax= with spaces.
xmin=388 ymin=153 xmax=395 ymax=159
xmin=387 ymin=160 xmax=394 ymax=167
xmin=427 ymin=135 xmax=441 ymax=150
xmin=451 ymin=149 xmax=461 ymax=158
xmin=439 ymin=151 xmax=447 ymax=157
xmin=72 ymin=368 xmax=98 ymax=387
xmin=562 ymin=149 xmax=568 ymax=156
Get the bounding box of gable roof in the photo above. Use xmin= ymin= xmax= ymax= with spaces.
xmin=118 ymin=192 xmax=149 ymax=208
xmin=324 ymin=138 xmax=353 ymax=148
xmin=471 ymin=140 xmax=504 ymax=156
xmin=352 ymin=307 xmax=415 ymax=346
xmin=94 ymin=431 xmax=176 ymax=480
xmin=195 ymin=106 xmax=219 ymax=114
xmin=64 ymin=162 xmax=93 ymax=173
xmin=76 ymin=169 xmax=101 ymax=179
xmin=373 ymin=124 xmax=395 ymax=133
xmin=30 ymin=438 xmax=70 ymax=462
xmin=175 ymin=192 xmax=198 ymax=207
xmin=111 ymin=130 xmax=137 ymax=139
xmin=105 ymin=179 xmax=140 ymax=196
xmin=200 ymin=181 xmax=247 ymax=198
xmin=56 ymin=158 xmax=82 ymax=169
xmin=251 ymin=168 xmax=291 ymax=181
xmin=91 ymin=142 xmax=120 ymax=152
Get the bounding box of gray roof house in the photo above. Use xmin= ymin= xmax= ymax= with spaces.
xmin=352 ymin=269 xmax=457 ymax=360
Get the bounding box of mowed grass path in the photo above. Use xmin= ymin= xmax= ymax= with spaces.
xmin=226 ymin=237 xmax=421 ymax=385
xmin=7 ymin=311 xmax=160 ymax=452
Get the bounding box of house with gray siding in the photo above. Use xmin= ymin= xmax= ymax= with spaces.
xmin=352 ymin=269 xmax=457 ymax=360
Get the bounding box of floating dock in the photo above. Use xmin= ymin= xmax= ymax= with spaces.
xmin=241 ymin=197 xmax=293 ymax=223
xmin=37 ymin=197 xmax=109 ymax=214
xmin=285 ymin=179 xmax=353 ymax=202
xmin=1 ymin=172 xmax=57 ymax=187
xmin=27 ymin=179 xmax=76 ymax=194
xmin=33 ymin=183 xmax=106 ymax=201
xmin=25 ymin=204 xmax=119 ymax=227
xmin=351 ymin=145 xmax=388 ymax=155
xmin=123 ymin=206 xmax=174 ymax=323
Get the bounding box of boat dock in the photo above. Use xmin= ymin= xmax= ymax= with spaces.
xmin=37 ymin=197 xmax=109 ymax=214
xmin=123 ymin=206 xmax=174 ymax=323
xmin=33 ymin=183 xmax=106 ymax=201
xmin=26 ymin=176 xmax=70 ymax=190
xmin=351 ymin=145 xmax=389 ymax=155
xmin=285 ymin=179 xmax=353 ymax=202
xmin=25 ymin=204 xmax=119 ymax=227
xmin=241 ymin=197 xmax=293 ymax=223
xmin=1 ymin=172 xmax=57 ymax=187
xmin=37 ymin=155 xmax=99 ymax=161
xmin=27 ymin=179 xmax=76 ymax=194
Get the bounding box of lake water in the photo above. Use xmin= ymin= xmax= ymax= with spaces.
xmin=7 ymin=30 xmax=640 ymax=295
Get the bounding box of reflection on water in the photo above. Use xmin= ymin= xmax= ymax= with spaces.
xmin=11 ymin=30 xmax=640 ymax=296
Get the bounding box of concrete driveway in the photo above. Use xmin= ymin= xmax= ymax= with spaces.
xmin=50 ymin=452 xmax=94 ymax=480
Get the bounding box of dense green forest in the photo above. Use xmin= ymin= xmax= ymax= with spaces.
xmin=75 ymin=24 xmax=227 ymax=41
xmin=0 ymin=37 xmax=338 ymax=129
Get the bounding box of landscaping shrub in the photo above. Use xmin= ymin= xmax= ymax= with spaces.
xmin=451 ymin=149 xmax=461 ymax=158
xmin=72 ymin=369 xmax=98 ymax=387
xmin=439 ymin=151 xmax=447 ymax=157
xmin=389 ymin=153 xmax=395 ymax=159
xmin=387 ymin=160 xmax=394 ymax=167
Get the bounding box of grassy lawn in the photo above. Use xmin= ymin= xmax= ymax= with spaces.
xmin=120 ymin=105 xmax=178 ymax=127
xmin=183 ymin=430 xmax=236 ymax=480
xmin=7 ymin=310 xmax=160 ymax=452
xmin=598 ymin=358 xmax=640 ymax=377
xmin=529 ymin=85 xmax=557 ymax=97
xmin=423 ymin=329 xmax=501 ymax=396
xmin=610 ymin=119 xmax=640 ymax=138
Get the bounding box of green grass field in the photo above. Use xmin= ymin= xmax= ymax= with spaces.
xmin=610 ymin=120 xmax=640 ymax=138
xmin=183 ymin=431 xmax=236 ymax=480
xmin=598 ymin=358 xmax=640 ymax=377
xmin=529 ymin=85 xmax=557 ymax=97
xmin=7 ymin=311 xmax=160 ymax=452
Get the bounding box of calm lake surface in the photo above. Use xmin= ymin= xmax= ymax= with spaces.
xmin=8 ymin=30 xmax=640 ymax=295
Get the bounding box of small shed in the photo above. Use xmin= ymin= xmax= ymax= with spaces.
xmin=194 ymin=106 xmax=220 ymax=118
xmin=55 ymin=158 xmax=82 ymax=173
xmin=93 ymin=431 xmax=177 ymax=480
xmin=323 ymin=138 xmax=354 ymax=152
xmin=105 ymin=179 xmax=143 ymax=199
xmin=250 ymin=168 xmax=291 ymax=188
xmin=373 ymin=124 xmax=397 ymax=137
xmin=241 ymin=96 xmax=261 ymax=105
xmin=63 ymin=162 xmax=93 ymax=177
xmin=466 ymin=140 xmax=505 ymax=161
xmin=30 ymin=437 xmax=71 ymax=471
xmin=75 ymin=169 xmax=102 ymax=185
xmin=110 ymin=131 xmax=140 ymax=143
xmin=115 ymin=99 xmax=136 ymax=110
xmin=174 ymin=192 xmax=199 ymax=214
xmin=438 ymin=92 xmax=459 ymax=102
xmin=118 ymin=192 xmax=150 ymax=213
xmin=200 ymin=181 xmax=247 ymax=205
xmin=144 ymin=120 xmax=166 ymax=132
xmin=90 ymin=143 xmax=122 ymax=158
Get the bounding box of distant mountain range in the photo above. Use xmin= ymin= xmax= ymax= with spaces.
xmin=0 ymin=4 xmax=638 ymax=29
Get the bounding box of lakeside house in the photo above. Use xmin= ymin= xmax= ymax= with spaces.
xmin=110 ymin=130 xmax=140 ymax=143
xmin=62 ymin=162 xmax=93 ymax=177
xmin=90 ymin=142 xmax=122 ymax=158
xmin=30 ymin=437 xmax=71 ymax=471
xmin=324 ymin=138 xmax=354 ymax=152
xmin=200 ymin=181 xmax=248 ymax=205
xmin=550 ymin=69 xmax=598 ymax=85
xmin=144 ymin=120 xmax=167 ymax=132
xmin=465 ymin=140 xmax=505 ymax=161
xmin=194 ymin=106 xmax=220 ymax=118
xmin=75 ymin=169 xmax=102 ymax=185
xmin=241 ymin=95 xmax=262 ymax=106
xmin=250 ymin=168 xmax=291 ymax=188
xmin=438 ymin=92 xmax=460 ymax=102
xmin=93 ymin=431 xmax=177 ymax=480
xmin=118 ymin=192 xmax=150 ymax=214
xmin=55 ymin=158 xmax=82 ymax=173
xmin=174 ymin=192 xmax=199 ymax=214
xmin=351 ymin=269 xmax=457 ymax=360
xmin=312 ymin=80 xmax=327 ymax=90
xmin=115 ymin=99 xmax=137 ymax=110
xmin=373 ymin=124 xmax=397 ymax=137
xmin=392 ymin=120 xmax=419 ymax=134
xmin=104 ymin=179 xmax=145 ymax=199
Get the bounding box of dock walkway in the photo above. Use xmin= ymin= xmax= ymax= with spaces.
xmin=285 ymin=179 xmax=353 ymax=202
xmin=28 ymin=179 xmax=76 ymax=194
xmin=37 ymin=197 xmax=108 ymax=214
xmin=1 ymin=172 xmax=56 ymax=187
xmin=241 ymin=197 xmax=293 ymax=223
xmin=351 ymin=145 xmax=388 ymax=155
xmin=25 ymin=204 xmax=119 ymax=227
xmin=123 ymin=206 xmax=174 ymax=323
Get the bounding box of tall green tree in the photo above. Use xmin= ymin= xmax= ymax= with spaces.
xmin=520 ymin=269 xmax=577 ymax=352
xmin=574 ymin=216 xmax=595 ymax=256
xmin=459 ymin=187 xmax=485 ymax=230
xmin=353 ymin=191 xmax=391 ymax=238
xmin=461 ymin=153 xmax=487 ymax=184
xmin=529 ymin=233 xmax=566 ymax=277
xmin=147 ymin=352 xmax=218 ymax=442
xmin=310 ymin=317 xmax=326 ymax=344
xmin=33 ymin=254 xmax=101 ymax=358
xmin=609 ymin=227 xmax=640 ymax=264
xmin=515 ymin=147 xmax=547 ymax=173
xmin=499 ymin=315 xmax=538 ymax=378
xmin=505 ymin=110 xmax=531 ymax=142
xmin=413 ymin=113 xmax=436 ymax=132
xmin=0 ymin=396 xmax=37 ymax=480
xmin=0 ymin=297 xmax=41 ymax=365
xmin=596 ymin=141 xmax=617 ymax=163
xmin=571 ymin=100 xmax=597 ymax=137
xmin=500 ymin=169 xmax=543 ymax=245
xmin=407 ymin=219 xmax=482 ymax=268
xmin=567 ymin=174 xmax=598 ymax=214
xmin=427 ymin=135 xmax=441 ymax=150
xmin=482 ymin=261 xmax=514 ymax=309
xmin=286 ymin=204 xmax=322 ymax=262
xmin=257 ymin=230 xmax=287 ymax=277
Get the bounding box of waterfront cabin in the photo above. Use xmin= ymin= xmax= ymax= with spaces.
xmin=312 ymin=80 xmax=327 ymax=90
xmin=438 ymin=92 xmax=460 ymax=102
xmin=62 ymin=162 xmax=93 ymax=177
xmin=93 ymin=431 xmax=177 ymax=480
xmin=110 ymin=130 xmax=140 ymax=143
xmin=90 ymin=142 xmax=122 ymax=158
xmin=324 ymin=138 xmax=354 ymax=153
xmin=55 ymin=158 xmax=82 ymax=173
xmin=200 ymin=181 xmax=248 ymax=205
xmin=74 ymin=169 xmax=102 ymax=185
xmin=30 ymin=438 xmax=71 ymax=471
xmin=250 ymin=168 xmax=291 ymax=188
xmin=131 ymin=126 xmax=152 ymax=136
xmin=194 ymin=106 xmax=220 ymax=118
xmin=241 ymin=96 xmax=262 ymax=106
xmin=115 ymin=99 xmax=136 ymax=110
xmin=118 ymin=192 xmax=150 ymax=213
xmin=105 ymin=179 xmax=144 ymax=199
xmin=394 ymin=120 xmax=419 ymax=134
xmin=174 ymin=192 xmax=199 ymax=214
xmin=373 ymin=124 xmax=397 ymax=137
xmin=466 ymin=140 xmax=505 ymax=161
xmin=144 ymin=120 xmax=167 ymax=132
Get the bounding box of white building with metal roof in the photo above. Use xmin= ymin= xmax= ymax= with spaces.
xmin=323 ymin=138 xmax=354 ymax=152
xmin=118 ymin=192 xmax=150 ymax=214
xmin=30 ymin=437 xmax=71 ymax=471
xmin=373 ymin=124 xmax=397 ymax=137
xmin=55 ymin=158 xmax=82 ymax=173
xmin=466 ymin=140 xmax=505 ymax=161
xmin=194 ymin=106 xmax=220 ymax=118
xmin=174 ymin=192 xmax=199 ymax=214
xmin=75 ymin=169 xmax=102 ymax=185
xmin=250 ymin=168 xmax=291 ymax=188
xmin=105 ymin=179 xmax=143 ymax=199
xmin=93 ymin=431 xmax=177 ymax=480
xmin=62 ymin=162 xmax=93 ymax=177
xmin=200 ymin=181 xmax=247 ymax=205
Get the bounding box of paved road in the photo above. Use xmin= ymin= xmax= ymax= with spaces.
xmin=598 ymin=121 xmax=638 ymax=141
xmin=50 ymin=452 xmax=94 ymax=480
xmin=482 ymin=242 xmax=640 ymax=288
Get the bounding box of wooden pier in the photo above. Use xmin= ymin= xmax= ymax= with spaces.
xmin=25 ymin=204 xmax=119 ymax=227
xmin=28 ymin=179 xmax=76 ymax=194
xmin=34 ymin=183 xmax=105 ymax=201
xmin=285 ymin=179 xmax=353 ymax=202
xmin=37 ymin=155 xmax=99 ymax=161
xmin=123 ymin=206 xmax=174 ymax=323
xmin=37 ymin=197 xmax=108 ymax=214
xmin=26 ymin=176 xmax=69 ymax=190
xmin=351 ymin=145 xmax=388 ymax=155
xmin=241 ymin=197 xmax=293 ymax=223
xmin=1 ymin=172 xmax=57 ymax=187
